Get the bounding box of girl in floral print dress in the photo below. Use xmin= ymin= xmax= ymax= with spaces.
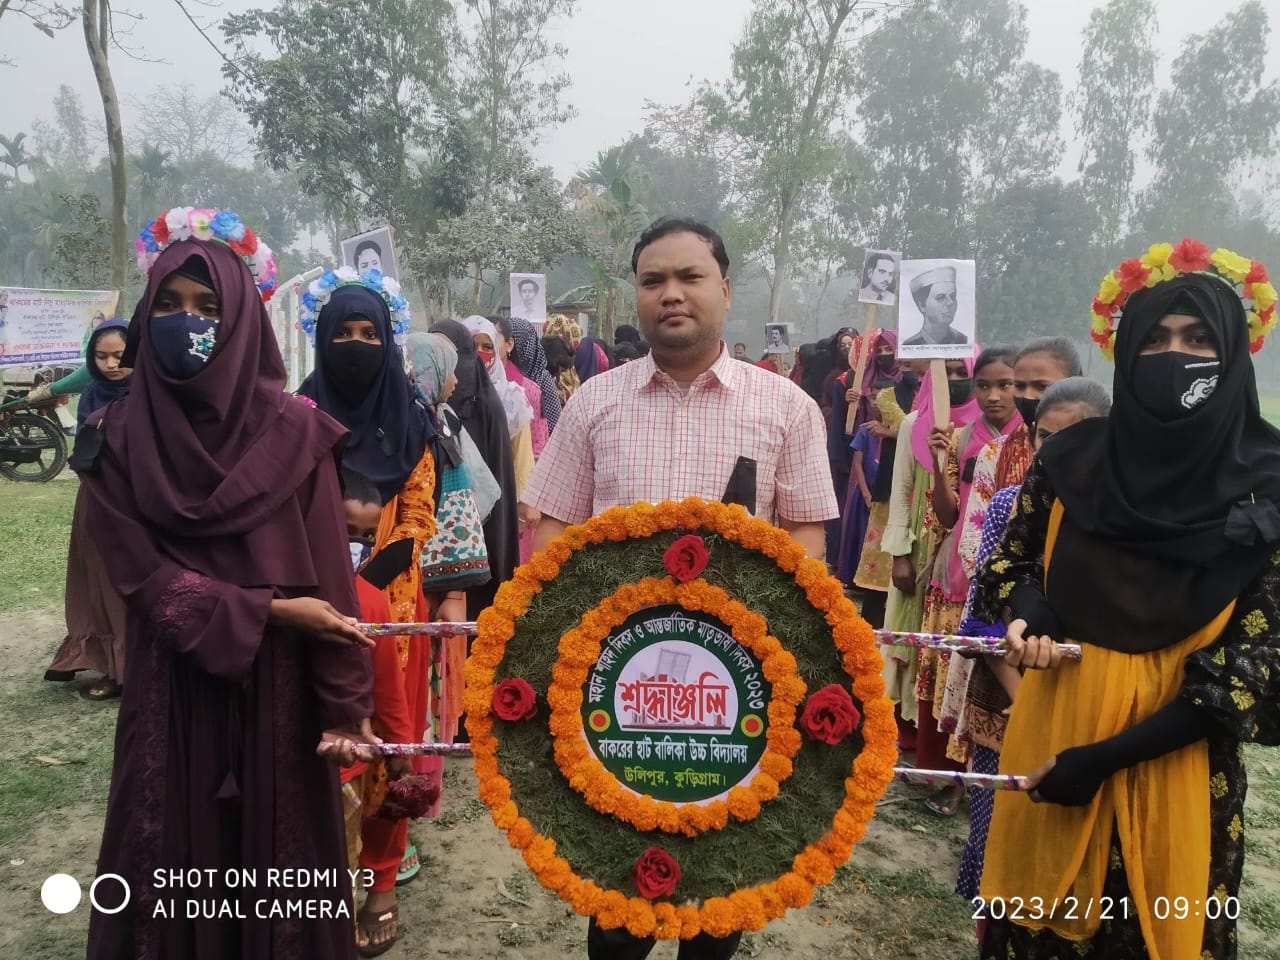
xmin=972 ymin=258 xmax=1280 ymax=960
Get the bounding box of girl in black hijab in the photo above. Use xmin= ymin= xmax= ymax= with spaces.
xmin=431 ymin=319 xmax=519 ymax=616
xmin=972 ymin=259 xmax=1280 ymax=960
xmin=299 ymin=282 xmax=438 ymax=952
xmin=298 ymin=284 xmax=433 ymax=505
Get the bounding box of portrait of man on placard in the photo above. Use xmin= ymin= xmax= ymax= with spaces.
xmin=897 ymin=259 xmax=977 ymax=359
xmin=857 ymin=249 xmax=900 ymax=305
xmin=340 ymin=225 xmax=400 ymax=283
xmin=765 ymin=323 xmax=789 ymax=353
xmin=509 ymin=272 xmax=548 ymax=323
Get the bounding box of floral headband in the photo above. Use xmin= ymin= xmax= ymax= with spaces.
xmin=298 ymin=266 xmax=411 ymax=342
xmin=135 ymin=207 xmax=279 ymax=302
xmin=1091 ymin=238 xmax=1277 ymax=360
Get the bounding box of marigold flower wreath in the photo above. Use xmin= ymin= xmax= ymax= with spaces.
xmin=463 ymin=498 xmax=896 ymax=939
xmin=1090 ymin=238 xmax=1277 ymax=359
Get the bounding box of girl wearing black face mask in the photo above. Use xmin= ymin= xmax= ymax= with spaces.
xmin=971 ymin=250 xmax=1280 ymax=960
xmin=298 ymin=280 xmax=439 ymax=948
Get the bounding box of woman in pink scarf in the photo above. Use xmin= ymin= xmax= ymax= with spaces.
xmin=913 ymin=346 xmax=1019 ymax=815
xmin=494 ymin=317 xmax=547 ymax=457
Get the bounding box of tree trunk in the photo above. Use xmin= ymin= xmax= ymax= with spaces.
xmin=768 ymin=195 xmax=796 ymax=326
xmin=83 ymin=0 xmax=127 ymax=297
xmin=768 ymin=0 xmax=854 ymax=327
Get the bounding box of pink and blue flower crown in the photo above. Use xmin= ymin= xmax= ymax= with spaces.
xmin=135 ymin=207 xmax=279 ymax=302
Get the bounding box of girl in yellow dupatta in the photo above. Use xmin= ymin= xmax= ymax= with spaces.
xmin=971 ymin=251 xmax=1280 ymax=960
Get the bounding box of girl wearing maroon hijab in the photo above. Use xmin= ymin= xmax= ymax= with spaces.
xmin=80 ymin=215 xmax=376 ymax=960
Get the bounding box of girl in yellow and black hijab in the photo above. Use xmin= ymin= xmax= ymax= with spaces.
xmin=972 ymin=247 xmax=1280 ymax=960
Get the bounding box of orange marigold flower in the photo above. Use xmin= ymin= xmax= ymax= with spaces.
xmin=625 ymin=900 xmax=658 ymax=938
xmin=793 ymin=848 xmax=836 ymax=885
xmin=728 ymin=890 xmax=769 ymax=931
xmin=727 ymin=786 xmax=761 ymax=821
xmin=652 ymin=902 xmax=681 ymax=938
xmin=677 ymin=904 xmax=702 ymax=939
xmin=817 ymin=833 xmax=853 ymax=864
xmin=699 ymin=898 xmax=738 ymax=938
xmin=506 ymin=818 xmax=536 ymax=849
xmin=757 ymin=882 xmax=786 ymax=919
xmin=597 ymin=889 xmax=630 ymax=929
xmin=775 ymin=873 xmax=815 ymax=908
xmin=762 ymin=650 xmax=799 ymax=683
xmin=491 ymin=801 xmax=519 ymax=829
xmin=752 ymin=773 xmax=780 ymax=802
xmin=759 ymin=752 xmax=793 ymax=781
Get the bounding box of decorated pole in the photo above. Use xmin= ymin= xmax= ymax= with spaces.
xmin=367 ymin=740 xmax=1031 ymax=793
xmin=360 ymin=621 xmax=479 ymax=637
xmin=358 ymin=622 xmax=1080 ymax=661
xmin=874 ymin=629 xmax=1082 ymax=661
xmin=893 ymin=768 xmax=1028 ymax=791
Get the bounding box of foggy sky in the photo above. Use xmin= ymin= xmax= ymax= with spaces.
xmin=1 ymin=0 xmax=1271 ymax=184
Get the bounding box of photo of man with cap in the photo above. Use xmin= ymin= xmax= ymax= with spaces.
xmin=903 ymin=264 xmax=969 ymax=347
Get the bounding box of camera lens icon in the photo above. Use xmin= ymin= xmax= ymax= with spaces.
xmin=41 ymin=873 xmax=131 ymax=915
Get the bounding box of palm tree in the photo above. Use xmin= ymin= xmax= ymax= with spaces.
xmin=573 ymin=145 xmax=650 ymax=341
xmin=130 ymin=142 xmax=172 ymax=229
xmin=0 ymin=133 xmax=30 ymax=186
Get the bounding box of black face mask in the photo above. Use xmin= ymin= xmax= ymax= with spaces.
xmin=1013 ymin=395 xmax=1040 ymax=427
xmin=900 ymin=369 xmax=919 ymax=391
xmin=874 ymin=354 xmax=895 ymax=373
xmin=326 ymin=340 xmax=384 ymax=399
xmin=949 ymin=378 xmax=975 ymax=406
xmin=1131 ymin=351 xmax=1220 ymax=420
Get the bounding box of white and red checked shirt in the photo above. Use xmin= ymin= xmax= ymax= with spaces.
xmin=522 ymin=343 xmax=839 ymax=525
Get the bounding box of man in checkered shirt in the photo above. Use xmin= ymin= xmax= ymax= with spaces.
xmin=519 ymin=217 xmax=839 ymax=960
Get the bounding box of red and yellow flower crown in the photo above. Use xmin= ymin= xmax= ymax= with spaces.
xmin=1090 ymin=238 xmax=1277 ymax=360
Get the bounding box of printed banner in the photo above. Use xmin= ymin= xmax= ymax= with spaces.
xmin=0 ymin=287 xmax=119 ymax=368
xmin=583 ymin=603 xmax=770 ymax=804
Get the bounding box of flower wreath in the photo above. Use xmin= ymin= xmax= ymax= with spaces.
xmin=135 ymin=207 xmax=278 ymax=302
xmin=1090 ymin=238 xmax=1277 ymax=359
xmin=298 ymin=266 xmax=411 ymax=342
xmin=464 ymin=498 xmax=896 ymax=939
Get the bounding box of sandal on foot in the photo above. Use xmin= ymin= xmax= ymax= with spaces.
xmin=395 ymin=844 xmax=420 ymax=886
xmin=356 ymin=902 xmax=399 ymax=958
xmin=924 ymin=789 xmax=963 ymax=817
xmin=81 ymin=679 xmax=122 ymax=701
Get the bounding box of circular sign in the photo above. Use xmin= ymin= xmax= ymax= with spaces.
xmin=581 ymin=604 xmax=772 ymax=803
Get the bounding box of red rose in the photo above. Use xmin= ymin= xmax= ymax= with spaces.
xmin=1168 ymin=237 xmax=1212 ymax=274
xmin=1091 ymin=297 xmax=1111 ymax=318
xmin=799 ymin=683 xmax=861 ymax=745
xmin=492 ymin=678 xmax=538 ymax=722
xmin=1115 ymin=258 xmax=1151 ymax=294
xmin=1246 ymin=261 xmax=1269 ymax=285
xmin=631 ymin=847 xmax=681 ymax=899
xmin=663 ymin=534 xmax=710 ymax=582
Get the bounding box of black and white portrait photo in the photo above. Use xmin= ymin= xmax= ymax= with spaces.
xmin=340 ymin=225 xmax=400 ymax=283
xmin=764 ymin=323 xmax=790 ymax=353
xmin=897 ymin=259 xmax=977 ymax=360
xmin=509 ymin=272 xmax=547 ymax=322
xmin=857 ymin=249 xmax=900 ymax=305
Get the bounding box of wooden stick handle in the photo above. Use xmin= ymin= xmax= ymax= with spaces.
xmin=929 ymin=359 xmax=949 ymax=472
